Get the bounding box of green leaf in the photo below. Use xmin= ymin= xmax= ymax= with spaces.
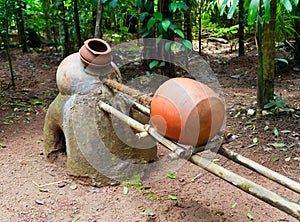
xmin=71 ymin=215 xmax=81 ymax=222
xmin=167 ymin=173 xmax=176 ymax=179
xmin=153 ymin=11 xmax=162 ymax=22
xmin=231 ymin=202 xmax=237 ymax=208
xmin=156 ymin=34 xmax=163 ymax=44
xmin=247 ymin=212 xmax=254 ymax=220
xmin=264 ymin=147 xmax=273 ymax=151
xmin=3 ymin=122 xmax=9 ymax=125
xmin=248 ymin=0 xmax=259 ymax=25
xmin=174 ymin=29 xmax=184 ymax=38
xmin=139 ymin=12 xmax=149 ymax=23
xmin=109 ymin=0 xmax=118 ymax=8
xmin=228 ymin=0 xmax=239 ymax=19
xmin=170 ymin=42 xmax=176 ymax=53
xmin=220 ymin=0 xmax=229 ymax=16
xmin=143 ymin=209 xmax=154 ymax=215
xmin=178 ymin=1 xmax=188 ymax=11
xmin=263 ymin=0 xmax=271 ymax=23
xmin=30 ymin=99 xmax=46 ymax=105
xmin=169 ymin=2 xmax=177 ymax=12
xmin=285 ymin=157 xmax=291 ymax=162
xmin=168 ymin=195 xmax=177 ymax=200
xmin=147 ymin=17 xmax=156 ymax=30
xmin=253 ymin=137 xmax=258 ymax=143
xmin=264 ymin=100 xmax=275 ymax=109
xmin=182 ymin=40 xmax=193 ymax=50
xmin=273 ymin=157 xmax=280 ymax=162
xmin=271 ymin=143 xmax=286 ymax=148
xmin=149 ymin=60 xmax=159 ymax=69
xmin=123 ymin=186 xmax=129 ymax=194
xmin=273 ymin=127 xmax=279 ymax=137
xmin=162 ymin=19 xmax=171 ymax=32
xmin=281 ymin=0 xmax=292 ymax=12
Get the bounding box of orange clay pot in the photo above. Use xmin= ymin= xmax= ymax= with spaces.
xmin=79 ymin=38 xmax=112 ymax=65
xmin=150 ymin=78 xmax=225 ymax=146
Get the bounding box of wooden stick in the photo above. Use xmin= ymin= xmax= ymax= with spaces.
xmin=32 ymin=180 xmax=69 ymax=188
xmin=189 ymin=154 xmax=300 ymax=220
xmin=104 ymin=79 xmax=152 ymax=105
xmin=218 ymin=146 xmax=300 ymax=194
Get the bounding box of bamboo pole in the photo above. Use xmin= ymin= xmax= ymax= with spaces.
xmin=99 ymin=100 xmax=300 ymax=220
xmin=104 ymin=79 xmax=152 ymax=105
xmin=189 ymin=154 xmax=300 ymax=220
xmin=218 ymin=146 xmax=300 ymax=194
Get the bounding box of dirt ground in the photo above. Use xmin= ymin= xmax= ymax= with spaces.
xmin=0 ymin=40 xmax=299 ymax=222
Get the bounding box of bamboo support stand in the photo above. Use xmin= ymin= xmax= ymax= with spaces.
xmin=100 ymin=79 xmax=300 ymax=220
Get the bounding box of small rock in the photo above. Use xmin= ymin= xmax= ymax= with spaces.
xmin=292 ymin=66 xmax=300 ymax=72
xmin=262 ymin=110 xmax=272 ymax=116
xmin=247 ymin=108 xmax=255 ymax=116
xmin=88 ymin=189 xmax=100 ymax=193
xmin=57 ymin=182 xmax=66 ymax=188
xmin=70 ymin=184 xmax=77 ymax=190
xmin=35 ymin=199 xmax=45 ymax=205
xmin=230 ymin=74 xmax=241 ymax=79
xmin=39 ymin=188 xmax=49 ymax=193
xmin=280 ymin=130 xmax=291 ymax=134
xmin=19 ymin=159 xmax=29 ymax=165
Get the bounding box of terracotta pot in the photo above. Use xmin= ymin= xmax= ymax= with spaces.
xmin=150 ymin=78 xmax=225 ymax=146
xmin=79 ymin=38 xmax=112 ymax=65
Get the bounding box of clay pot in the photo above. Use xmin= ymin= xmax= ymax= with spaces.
xmin=150 ymin=78 xmax=225 ymax=146
xmin=79 ymin=38 xmax=112 ymax=65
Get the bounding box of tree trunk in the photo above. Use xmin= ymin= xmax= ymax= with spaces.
xmin=58 ymin=0 xmax=70 ymax=58
xmin=256 ymin=2 xmax=263 ymax=117
xmin=159 ymin=0 xmax=175 ymax=77
xmin=42 ymin=0 xmax=51 ymax=39
xmin=4 ymin=1 xmax=15 ymax=87
xmin=262 ymin=0 xmax=276 ymax=105
xmin=238 ymin=0 xmax=245 ymax=56
xmin=294 ymin=2 xmax=300 ymax=62
xmin=184 ymin=0 xmax=192 ymax=43
xmin=94 ymin=0 xmax=103 ymax=38
xmin=74 ymin=0 xmax=82 ymax=48
xmin=198 ymin=1 xmax=202 ymax=55
xmin=16 ymin=0 xmax=27 ymax=52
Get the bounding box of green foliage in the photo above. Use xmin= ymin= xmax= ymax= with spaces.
xmin=263 ymin=95 xmax=290 ymax=113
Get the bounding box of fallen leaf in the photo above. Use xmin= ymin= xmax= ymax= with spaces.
xmin=273 ymin=127 xmax=279 ymax=137
xmin=123 ymin=186 xmax=129 ymax=194
xmin=285 ymin=157 xmax=291 ymax=162
xmin=231 ymin=202 xmax=237 ymax=208
xmin=253 ymin=137 xmax=258 ymax=143
xmin=169 ymin=195 xmax=177 ymax=200
xmin=71 ymin=215 xmax=81 ymax=222
xmin=271 ymin=143 xmax=286 ymax=148
xmin=264 ymin=147 xmax=273 ymax=152
xmin=143 ymin=209 xmax=154 ymax=215
xmin=273 ymin=157 xmax=280 ymax=162
xmin=247 ymin=212 xmax=254 ymax=220
xmin=167 ymin=173 xmax=176 ymax=179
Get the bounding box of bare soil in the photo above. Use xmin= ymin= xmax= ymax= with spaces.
xmin=0 ymin=41 xmax=299 ymax=222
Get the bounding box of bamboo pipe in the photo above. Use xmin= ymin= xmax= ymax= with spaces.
xmin=104 ymin=79 xmax=152 ymax=105
xmin=190 ymin=154 xmax=300 ymax=220
xmin=218 ymin=146 xmax=300 ymax=194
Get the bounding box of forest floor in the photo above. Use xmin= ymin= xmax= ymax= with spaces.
xmin=0 ymin=39 xmax=299 ymax=222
